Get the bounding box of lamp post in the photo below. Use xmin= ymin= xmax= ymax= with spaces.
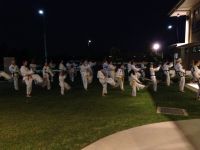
xmin=152 ymin=42 xmax=163 ymax=59
xmin=88 ymin=40 xmax=92 ymax=46
xmin=38 ymin=9 xmax=48 ymax=62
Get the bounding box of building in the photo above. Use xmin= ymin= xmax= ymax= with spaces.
xmin=169 ymin=0 xmax=200 ymax=69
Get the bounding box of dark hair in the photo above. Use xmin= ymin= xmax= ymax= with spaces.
xmin=128 ymin=70 xmax=135 ymax=76
xmin=194 ymin=60 xmax=199 ymax=65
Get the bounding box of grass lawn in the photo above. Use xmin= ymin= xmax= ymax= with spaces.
xmin=0 ymin=79 xmax=200 ymax=150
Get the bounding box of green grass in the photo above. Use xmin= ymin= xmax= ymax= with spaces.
xmin=0 ymin=79 xmax=200 ymax=150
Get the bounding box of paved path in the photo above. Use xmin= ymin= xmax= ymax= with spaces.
xmin=83 ymin=119 xmax=200 ymax=150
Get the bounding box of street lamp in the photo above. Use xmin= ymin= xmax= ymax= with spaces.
xmin=167 ymin=25 xmax=173 ymax=30
xmin=38 ymin=9 xmax=48 ymax=62
xmin=152 ymin=43 xmax=160 ymax=51
xmin=88 ymin=40 xmax=92 ymax=46
xmin=152 ymin=42 xmax=163 ymax=59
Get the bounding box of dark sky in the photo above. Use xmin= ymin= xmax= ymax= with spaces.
xmin=0 ymin=0 xmax=183 ymax=59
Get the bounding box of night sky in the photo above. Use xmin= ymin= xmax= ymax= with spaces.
xmin=0 ymin=0 xmax=185 ymax=59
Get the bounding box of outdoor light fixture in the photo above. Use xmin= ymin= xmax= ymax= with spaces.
xmin=168 ymin=25 xmax=173 ymax=30
xmin=88 ymin=40 xmax=92 ymax=46
xmin=152 ymin=43 xmax=161 ymax=51
xmin=38 ymin=10 xmax=44 ymax=15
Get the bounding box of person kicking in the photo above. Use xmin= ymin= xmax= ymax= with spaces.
xmin=59 ymin=71 xmax=71 ymax=95
xmin=43 ymin=62 xmax=54 ymax=90
xmin=97 ymin=66 xmax=116 ymax=96
xmin=129 ymin=70 xmax=145 ymax=97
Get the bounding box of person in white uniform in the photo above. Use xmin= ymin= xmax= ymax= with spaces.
xmin=140 ymin=62 xmax=146 ymax=80
xmin=103 ymin=60 xmax=109 ymax=77
xmin=162 ymin=61 xmax=173 ymax=86
xmin=29 ymin=60 xmax=43 ymax=85
xmin=43 ymin=62 xmax=54 ymax=90
xmin=29 ymin=59 xmax=37 ymax=73
xmin=59 ymin=60 xmax=67 ymax=71
xmin=108 ymin=61 xmax=116 ymax=80
xmin=9 ymin=60 xmax=20 ymax=90
xmin=59 ymin=71 xmax=71 ymax=95
xmin=20 ymin=61 xmax=33 ymax=97
xmin=115 ymin=64 xmax=125 ymax=91
xmin=88 ymin=61 xmax=96 ymax=83
xmin=68 ymin=64 xmax=75 ymax=82
xmin=127 ymin=61 xmax=132 ymax=73
xmin=49 ymin=60 xmax=56 ymax=82
xmin=129 ymin=70 xmax=145 ymax=97
xmin=131 ymin=61 xmax=141 ymax=79
xmin=191 ymin=60 xmax=200 ymax=100
xmin=174 ymin=58 xmax=185 ymax=92
xmin=80 ymin=60 xmax=91 ymax=90
xmin=97 ymin=66 xmax=116 ymax=96
xmin=150 ymin=63 xmax=161 ymax=92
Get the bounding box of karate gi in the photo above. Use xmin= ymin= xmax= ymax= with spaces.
xmin=150 ymin=66 xmax=160 ymax=92
xmin=97 ymin=70 xmax=115 ymax=96
xmin=80 ymin=64 xmax=91 ymax=90
xmin=103 ymin=62 xmax=109 ymax=77
xmin=59 ymin=62 xmax=67 ymax=71
xmin=162 ymin=62 xmax=173 ymax=86
xmin=140 ymin=63 xmax=146 ymax=80
xmin=69 ymin=66 xmax=75 ymax=82
xmin=175 ymin=63 xmax=185 ymax=92
xmin=127 ymin=62 xmax=132 ymax=73
xmin=43 ymin=65 xmax=53 ymax=90
xmin=20 ymin=66 xmax=33 ymax=97
xmin=131 ymin=64 xmax=141 ymax=79
xmin=59 ymin=74 xmax=71 ymax=95
xmin=115 ymin=68 xmax=125 ymax=91
xmin=108 ymin=63 xmax=116 ymax=80
xmin=129 ymin=73 xmax=145 ymax=97
xmin=9 ymin=64 xmax=20 ymax=90
xmin=191 ymin=65 xmax=200 ymax=100
xmin=29 ymin=63 xmax=37 ymax=73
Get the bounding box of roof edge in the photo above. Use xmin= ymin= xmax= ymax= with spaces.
xmin=168 ymin=0 xmax=185 ymax=16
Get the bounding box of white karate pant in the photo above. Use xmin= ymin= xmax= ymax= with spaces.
xmin=24 ymin=77 xmax=33 ymax=95
xmin=164 ymin=71 xmax=171 ymax=86
xmin=81 ymin=73 xmax=88 ymax=90
xmin=0 ymin=72 xmax=11 ymax=80
xmin=136 ymin=72 xmax=141 ymax=79
xmin=109 ymin=71 xmax=115 ymax=80
xmin=59 ymin=82 xmax=70 ymax=95
xmin=99 ymin=79 xmax=107 ymax=95
xmin=43 ymin=74 xmax=51 ymax=90
xmin=116 ymin=77 xmax=124 ymax=91
xmin=13 ymin=75 xmax=19 ymax=90
xmin=130 ymin=81 xmax=145 ymax=97
xmin=179 ymin=76 xmax=185 ymax=92
xmin=151 ymin=76 xmax=157 ymax=92
xmin=32 ymin=74 xmax=43 ymax=84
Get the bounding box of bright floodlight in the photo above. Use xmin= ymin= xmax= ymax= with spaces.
xmin=38 ymin=10 xmax=44 ymax=15
xmin=152 ymin=43 xmax=160 ymax=51
xmin=168 ymin=25 xmax=173 ymax=30
xmin=88 ymin=40 xmax=92 ymax=43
